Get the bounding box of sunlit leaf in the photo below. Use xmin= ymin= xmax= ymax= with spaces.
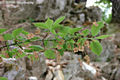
xmin=34 ymin=22 xmax=48 ymax=29
xmin=0 ymin=28 xmax=7 ymax=34
xmin=82 ymin=29 xmax=90 ymax=36
xmin=90 ymin=40 xmax=102 ymax=55
xmin=45 ymin=18 xmax=53 ymax=28
xmin=3 ymin=34 xmax=13 ymax=40
xmin=44 ymin=50 xmax=56 ymax=59
xmin=12 ymin=28 xmax=23 ymax=37
xmin=54 ymin=16 xmax=65 ymax=25
xmin=96 ymin=35 xmax=111 ymax=39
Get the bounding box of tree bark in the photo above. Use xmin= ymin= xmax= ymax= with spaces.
xmin=111 ymin=0 xmax=120 ymax=23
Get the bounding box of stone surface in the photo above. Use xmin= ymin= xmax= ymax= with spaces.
xmin=62 ymin=52 xmax=95 ymax=80
xmin=0 ymin=54 xmax=46 ymax=80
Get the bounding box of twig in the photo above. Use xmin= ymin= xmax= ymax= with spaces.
xmin=0 ymin=39 xmax=57 ymax=49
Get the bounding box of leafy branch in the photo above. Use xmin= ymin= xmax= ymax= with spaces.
xmin=0 ymin=16 xmax=111 ymax=59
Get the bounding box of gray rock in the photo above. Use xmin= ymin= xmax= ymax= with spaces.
xmin=77 ymin=13 xmax=85 ymax=24
xmin=62 ymin=52 xmax=95 ymax=80
xmin=115 ymin=66 xmax=120 ymax=80
xmin=1 ymin=54 xmax=46 ymax=80
xmin=99 ymin=40 xmax=116 ymax=62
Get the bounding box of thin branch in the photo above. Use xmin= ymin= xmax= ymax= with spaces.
xmin=0 ymin=39 xmax=57 ymax=49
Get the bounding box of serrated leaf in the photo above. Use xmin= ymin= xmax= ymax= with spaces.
xmin=96 ymin=35 xmax=111 ymax=39
xmin=54 ymin=16 xmax=65 ymax=25
xmin=52 ymin=24 xmax=62 ymax=29
xmin=12 ymin=28 xmax=23 ymax=37
xmin=69 ymin=27 xmax=82 ymax=34
xmin=3 ymin=34 xmax=13 ymax=40
xmin=90 ymin=40 xmax=102 ymax=55
xmin=82 ymin=29 xmax=90 ymax=36
xmin=77 ymin=38 xmax=86 ymax=46
xmin=59 ymin=27 xmax=70 ymax=33
xmin=44 ymin=50 xmax=56 ymax=59
xmin=34 ymin=22 xmax=48 ymax=29
xmin=29 ymin=45 xmax=43 ymax=51
xmin=91 ymin=21 xmax=104 ymax=36
xmin=97 ymin=21 xmax=104 ymax=28
xmin=22 ymin=30 xmax=29 ymax=35
xmin=0 ymin=28 xmax=7 ymax=34
xmin=50 ymin=29 xmax=56 ymax=34
xmin=91 ymin=25 xmax=100 ymax=36
xmin=45 ymin=18 xmax=53 ymax=28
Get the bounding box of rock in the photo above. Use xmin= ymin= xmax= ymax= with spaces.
xmin=28 ymin=76 xmax=38 ymax=80
xmin=0 ymin=54 xmax=46 ymax=80
xmin=0 ymin=62 xmax=4 ymax=76
xmin=62 ymin=52 xmax=96 ymax=80
xmin=45 ymin=70 xmax=53 ymax=80
xmin=27 ymin=54 xmax=47 ymax=79
xmin=87 ymin=6 xmax=102 ymax=21
xmin=56 ymin=0 xmax=67 ymax=10
xmin=99 ymin=39 xmax=116 ymax=62
xmin=79 ymin=13 xmax=85 ymax=23
xmin=115 ymin=66 xmax=120 ymax=80
xmin=36 ymin=0 xmax=44 ymax=4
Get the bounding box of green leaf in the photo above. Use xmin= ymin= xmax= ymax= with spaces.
xmin=82 ymin=29 xmax=90 ymax=36
xmin=24 ymin=49 xmax=34 ymax=53
xmin=29 ymin=37 xmax=40 ymax=41
xmin=52 ymin=24 xmax=61 ymax=29
xmin=97 ymin=21 xmax=104 ymax=28
xmin=54 ymin=16 xmax=65 ymax=25
xmin=50 ymin=29 xmax=56 ymax=34
xmin=0 ymin=77 xmax=8 ymax=80
xmin=58 ymin=49 xmax=64 ymax=56
xmin=12 ymin=28 xmax=23 ymax=37
xmin=44 ymin=50 xmax=56 ymax=59
xmin=77 ymin=38 xmax=86 ymax=46
xmin=69 ymin=27 xmax=82 ymax=34
xmin=17 ymin=52 xmax=26 ymax=58
xmin=45 ymin=18 xmax=53 ymax=28
xmin=22 ymin=30 xmax=29 ymax=35
xmin=59 ymin=27 xmax=70 ymax=34
xmin=91 ymin=25 xmax=100 ymax=36
xmin=96 ymin=35 xmax=111 ymax=39
xmin=34 ymin=22 xmax=48 ymax=29
xmin=29 ymin=45 xmax=43 ymax=51
xmin=3 ymin=34 xmax=13 ymax=40
xmin=0 ymin=28 xmax=7 ymax=34
xmin=91 ymin=21 xmax=104 ymax=36
xmin=90 ymin=40 xmax=103 ymax=55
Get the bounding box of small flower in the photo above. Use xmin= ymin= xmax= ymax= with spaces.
xmin=33 ymin=51 xmax=39 ymax=59
xmin=27 ymin=33 xmax=35 ymax=39
xmin=85 ymin=40 xmax=90 ymax=48
xmin=84 ymin=55 xmax=90 ymax=64
xmin=68 ymin=44 xmax=71 ymax=49
xmin=78 ymin=46 xmax=84 ymax=52
xmin=58 ymin=39 xmax=65 ymax=45
xmin=73 ymin=47 xmax=79 ymax=53
xmin=18 ymin=50 xmax=23 ymax=55
xmin=57 ymin=45 xmax=62 ymax=49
